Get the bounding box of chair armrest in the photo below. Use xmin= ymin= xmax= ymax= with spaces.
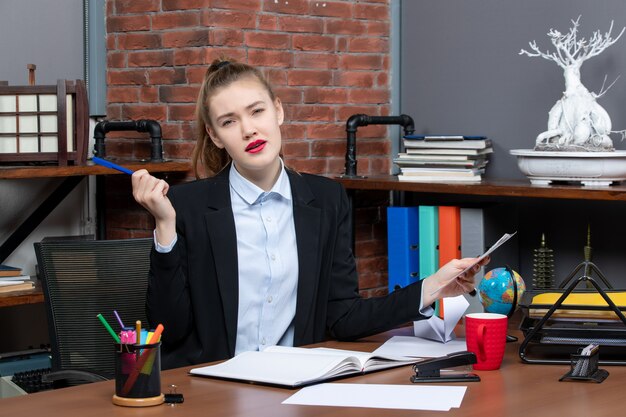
xmin=42 ymin=369 xmax=108 ymax=384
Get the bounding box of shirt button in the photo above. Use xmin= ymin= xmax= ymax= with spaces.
xmin=260 ymin=338 xmax=266 ymax=345
xmin=270 ymin=254 xmax=276 ymax=261
xmin=266 ymin=216 xmax=272 ymax=222
xmin=267 ymin=295 xmax=273 ymax=303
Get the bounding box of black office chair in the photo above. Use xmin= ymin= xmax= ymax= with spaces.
xmin=34 ymin=237 xmax=153 ymax=385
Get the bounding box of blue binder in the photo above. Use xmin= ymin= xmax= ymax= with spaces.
xmin=387 ymin=207 xmax=420 ymax=292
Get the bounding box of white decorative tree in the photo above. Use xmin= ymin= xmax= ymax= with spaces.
xmin=520 ymin=17 xmax=625 ymax=151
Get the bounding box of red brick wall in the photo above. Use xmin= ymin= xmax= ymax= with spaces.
xmin=104 ymin=0 xmax=391 ymax=295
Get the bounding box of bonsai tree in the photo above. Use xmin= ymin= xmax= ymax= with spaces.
xmin=520 ymin=17 xmax=625 ymax=151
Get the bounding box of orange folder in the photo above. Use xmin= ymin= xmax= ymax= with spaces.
xmin=437 ymin=206 xmax=462 ymax=318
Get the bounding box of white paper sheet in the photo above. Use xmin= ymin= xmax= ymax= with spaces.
xmin=413 ymin=295 xmax=468 ymax=342
xmin=282 ymin=383 xmax=466 ymax=411
xmin=430 ymin=231 xmax=517 ymax=296
xmin=373 ymin=335 xmax=468 ymax=359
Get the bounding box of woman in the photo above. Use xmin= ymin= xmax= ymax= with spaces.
xmin=132 ymin=59 xmax=487 ymax=369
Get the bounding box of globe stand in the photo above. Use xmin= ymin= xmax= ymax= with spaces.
xmin=505 ymin=265 xmax=519 ymax=343
xmin=479 ymin=265 xmax=522 ymax=343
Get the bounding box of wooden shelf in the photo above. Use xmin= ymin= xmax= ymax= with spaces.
xmin=0 ymin=160 xmax=191 ymax=308
xmin=335 ymin=176 xmax=626 ymax=202
xmin=0 ymin=160 xmax=190 ymax=179
xmin=0 ymin=280 xmax=43 ymax=308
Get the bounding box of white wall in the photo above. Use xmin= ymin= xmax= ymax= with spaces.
xmin=0 ymin=0 xmax=91 ymax=354
xmin=0 ymin=0 xmax=84 ymax=85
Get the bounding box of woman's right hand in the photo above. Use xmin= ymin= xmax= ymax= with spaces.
xmin=132 ymin=169 xmax=176 ymax=245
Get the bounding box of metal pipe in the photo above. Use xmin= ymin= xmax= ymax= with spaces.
xmin=93 ymin=119 xmax=164 ymax=161
xmin=341 ymin=114 xmax=415 ymax=253
xmin=343 ymin=114 xmax=415 ymax=178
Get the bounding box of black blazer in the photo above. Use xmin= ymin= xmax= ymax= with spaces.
xmin=147 ymin=167 xmax=428 ymax=369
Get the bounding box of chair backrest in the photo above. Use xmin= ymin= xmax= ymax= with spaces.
xmin=34 ymin=238 xmax=153 ymax=379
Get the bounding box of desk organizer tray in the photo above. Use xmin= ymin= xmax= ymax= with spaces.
xmin=518 ymin=285 xmax=626 ymax=365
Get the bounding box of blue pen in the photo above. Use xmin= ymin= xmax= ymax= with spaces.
xmin=92 ymin=156 xmax=134 ymax=175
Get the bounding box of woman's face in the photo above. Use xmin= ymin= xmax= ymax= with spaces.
xmin=206 ymin=76 xmax=284 ymax=182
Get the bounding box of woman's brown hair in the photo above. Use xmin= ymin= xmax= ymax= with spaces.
xmin=192 ymin=59 xmax=276 ymax=178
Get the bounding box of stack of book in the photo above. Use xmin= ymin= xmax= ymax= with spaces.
xmin=0 ymin=264 xmax=34 ymax=294
xmin=394 ymin=135 xmax=493 ymax=182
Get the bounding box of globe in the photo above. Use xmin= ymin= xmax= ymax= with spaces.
xmin=478 ymin=267 xmax=526 ymax=316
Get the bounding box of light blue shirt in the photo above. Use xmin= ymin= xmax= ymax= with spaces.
xmin=228 ymin=161 xmax=298 ymax=355
xmin=154 ymin=162 xmax=298 ymax=355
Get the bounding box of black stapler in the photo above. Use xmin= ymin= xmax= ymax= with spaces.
xmin=411 ymin=351 xmax=480 ymax=383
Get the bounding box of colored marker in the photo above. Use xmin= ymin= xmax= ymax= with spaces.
xmin=147 ymin=324 xmax=164 ymax=344
xmin=97 ymin=313 xmax=121 ymax=343
xmin=92 ymin=156 xmax=134 ymax=175
xmin=113 ymin=310 xmax=125 ymax=328
xmin=135 ymin=320 xmax=142 ymax=346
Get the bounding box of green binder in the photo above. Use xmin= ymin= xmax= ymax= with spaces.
xmin=418 ymin=206 xmax=439 ymax=280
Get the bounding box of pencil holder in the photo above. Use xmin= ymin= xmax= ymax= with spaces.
xmin=112 ymin=342 xmax=164 ymax=407
xmin=559 ymin=348 xmax=609 ymax=383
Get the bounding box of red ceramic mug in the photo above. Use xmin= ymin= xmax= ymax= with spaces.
xmin=465 ymin=313 xmax=508 ymax=370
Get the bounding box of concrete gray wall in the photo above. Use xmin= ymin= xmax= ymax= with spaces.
xmin=0 ymin=0 xmax=84 ymax=85
xmin=400 ymin=1 xmax=626 ymax=179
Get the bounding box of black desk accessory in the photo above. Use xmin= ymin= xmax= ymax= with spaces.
xmin=164 ymin=384 xmax=184 ymax=405
xmin=410 ymin=351 xmax=480 ymax=383
xmin=518 ymin=259 xmax=626 ymax=365
xmin=560 ymin=344 xmax=609 ymax=383
xmin=164 ymin=393 xmax=184 ymax=404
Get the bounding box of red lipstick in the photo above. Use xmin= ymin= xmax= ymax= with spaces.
xmin=245 ymin=140 xmax=267 ymax=153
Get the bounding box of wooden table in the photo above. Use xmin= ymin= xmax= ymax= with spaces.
xmin=2 ymin=326 xmax=624 ymax=417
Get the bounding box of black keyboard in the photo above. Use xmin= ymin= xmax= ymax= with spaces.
xmin=11 ymin=368 xmax=54 ymax=393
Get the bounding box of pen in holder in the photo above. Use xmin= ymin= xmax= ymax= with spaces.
xmin=559 ymin=345 xmax=609 ymax=383
xmin=112 ymin=342 xmax=164 ymax=407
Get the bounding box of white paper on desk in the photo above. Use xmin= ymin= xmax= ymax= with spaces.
xmin=372 ymin=336 xmax=468 ymax=359
xmin=282 ymin=383 xmax=466 ymax=411
xmin=413 ymin=295 xmax=468 ymax=343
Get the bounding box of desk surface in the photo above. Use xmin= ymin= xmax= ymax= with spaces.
xmin=2 ymin=326 xmax=624 ymax=417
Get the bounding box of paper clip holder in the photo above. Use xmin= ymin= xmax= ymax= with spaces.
xmin=411 ymin=351 xmax=481 ymax=383
xmin=559 ymin=347 xmax=609 ymax=383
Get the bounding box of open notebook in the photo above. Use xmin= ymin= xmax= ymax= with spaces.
xmin=189 ymin=346 xmax=417 ymax=388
